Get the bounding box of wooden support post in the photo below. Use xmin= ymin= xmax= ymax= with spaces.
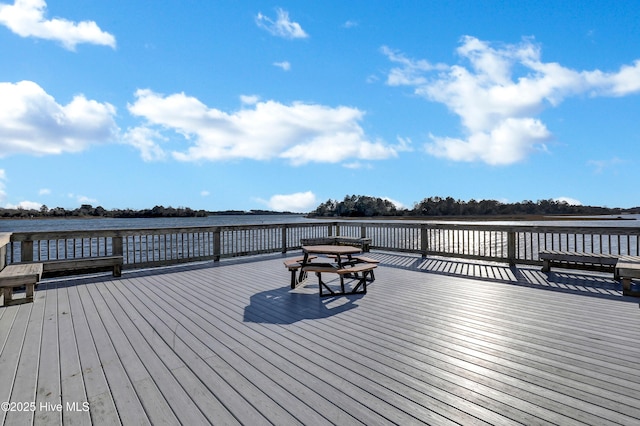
xmin=281 ymin=226 xmax=288 ymax=253
xmin=112 ymin=236 xmax=123 ymax=256
xmin=507 ymin=231 xmax=516 ymax=266
xmin=213 ymin=228 xmax=221 ymax=262
xmin=21 ymin=240 xmax=34 ymax=262
xmin=420 ymin=225 xmax=428 ymax=258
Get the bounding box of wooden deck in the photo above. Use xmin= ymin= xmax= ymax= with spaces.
xmin=1 ymin=252 xmax=640 ymax=425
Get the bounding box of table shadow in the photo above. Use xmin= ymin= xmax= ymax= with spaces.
xmin=243 ymin=283 xmax=365 ymax=324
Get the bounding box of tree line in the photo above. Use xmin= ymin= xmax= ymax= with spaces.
xmin=0 ymin=204 xmax=296 ymax=219
xmin=308 ymin=195 xmax=639 ymax=217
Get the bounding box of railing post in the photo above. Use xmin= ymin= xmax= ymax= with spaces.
xmin=335 ymin=223 xmax=340 ymax=237
xmin=507 ymin=230 xmax=516 ymax=266
xmin=21 ymin=240 xmax=34 ymax=262
xmin=213 ymin=228 xmax=221 ymax=262
xmin=112 ymin=236 xmax=123 ymax=256
xmin=360 ymin=225 xmax=367 ymax=238
xmin=421 ymin=225 xmax=428 ymax=258
xmin=281 ymin=226 xmax=288 ymax=254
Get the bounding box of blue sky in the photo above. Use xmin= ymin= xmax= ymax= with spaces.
xmin=1 ymin=1 xmax=639 ymax=212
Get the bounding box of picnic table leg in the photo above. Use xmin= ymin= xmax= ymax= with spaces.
xmin=297 ymin=253 xmax=309 ymax=283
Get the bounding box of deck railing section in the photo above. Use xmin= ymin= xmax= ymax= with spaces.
xmin=4 ymin=222 xmax=640 ymax=271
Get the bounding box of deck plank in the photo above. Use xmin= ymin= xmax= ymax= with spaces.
xmin=74 ymin=284 xmax=151 ymax=425
xmin=117 ymin=274 xmax=315 ymax=426
xmin=91 ymin=278 xmax=222 ymax=426
xmin=83 ymin=282 xmax=179 ymax=425
xmin=2 ymin=253 xmax=640 ymax=425
xmin=4 ymin=291 xmax=45 ymax=426
xmin=58 ymin=285 xmax=92 ymax=426
xmin=34 ymin=282 xmax=62 ymax=425
xmin=66 ymin=284 xmax=121 ymax=426
xmin=109 ymin=276 xmax=266 ymax=426
xmin=97 ymin=279 xmax=240 ymax=426
xmin=0 ymin=304 xmax=31 ymax=425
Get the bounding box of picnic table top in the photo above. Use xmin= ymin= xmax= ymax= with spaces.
xmin=302 ymin=245 xmax=361 ymax=255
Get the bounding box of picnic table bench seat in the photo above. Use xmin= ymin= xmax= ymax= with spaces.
xmin=283 ymin=255 xmax=316 ymax=288
xmin=303 ymin=262 xmax=377 ymax=297
xmin=0 ymin=263 xmax=43 ymax=306
xmin=327 ymin=254 xmax=379 ymax=280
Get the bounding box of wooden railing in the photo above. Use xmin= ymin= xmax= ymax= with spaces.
xmin=4 ymin=221 xmax=640 ymax=272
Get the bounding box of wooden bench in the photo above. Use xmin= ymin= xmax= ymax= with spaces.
xmin=540 ymin=251 xmax=628 ymax=276
xmin=283 ymin=255 xmax=316 ymax=288
xmin=303 ymin=263 xmax=377 ymax=297
xmin=615 ymin=261 xmax=640 ymax=296
xmin=40 ymin=255 xmax=123 ymax=278
xmin=0 ymin=263 xmax=43 ymax=306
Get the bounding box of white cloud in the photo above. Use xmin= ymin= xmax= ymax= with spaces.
xmin=342 ymin=161 xmax=372 ymax=169
xmin=0 ymin=0 xmax=116 ymax=50
xmin=0 ymin=80 xmax=118 ymax=157
xmin=201 ymin=190 xmax=210 ymax=197
xmin=38 ymin=188 xmax=50 ymax=195
xmin=260 ymin=191 xmax=317 ymax=212
xmin=273 ymin=61 xmax=291 ymax=71
xmin=68 ymin=194 xmax=97 ymax=205
xmin=127 ymin=89 xmax=400 ymax=165
xmin=426 ymin=117 xmax=550 ymax=165
xmin=240 ymin=94 xmax=260 ymax=105
xmin=343 ymin=20 xmax=358 ymax=29
xmin=587 ymin=157 xmax=625 ymax=173
xmin=384 ymin=36 xmax=640 ymax=165
xmin=255 ymin=8 xmax=308 ymax=39
xmin=5 ymin=200 xmax=42 ymax=210
xmin=382 ymin=197 xmax=405 ymax=209
xmin=554 ymin=196 xmax=582 ymax=206
xmin=123 ymin=126 xmax=167 ymax=162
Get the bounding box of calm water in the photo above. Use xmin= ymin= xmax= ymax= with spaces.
xmin=0 ymin=214 xmax=317 ymax=233
xmin=1 ymin=214 xmax=639 ymax=233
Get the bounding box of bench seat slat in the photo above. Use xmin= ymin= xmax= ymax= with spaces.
xmin=0 ymin=263 xmax=43 ymax=306
xmin=0 ymin=263 xmax=43 ymax=286
xmin=37 ymin=256 xmax=123 ymax=277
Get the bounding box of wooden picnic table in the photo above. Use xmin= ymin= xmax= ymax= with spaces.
xmin=298 ymin=245 xmax=361 ymax=279
xmin=298 ymin=245 xmax=379 ymax=296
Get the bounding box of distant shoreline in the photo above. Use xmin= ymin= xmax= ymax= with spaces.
xmin=0 ymin=212 xmax=303 ymax=221
xmin=1 ymin=213 xmax=635 ymax=222
xmin=308 ymin=214 xmax=637 ymax=222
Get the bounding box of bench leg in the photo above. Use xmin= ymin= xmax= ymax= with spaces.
xmin=113 ymin=264 xmax=122 ymax=277
xmin=541 ymin=259 xmax=550 ymax=272
xmin=3 ymin=287 xmax=13 ymax=306
xmin=25 ymin=283 xmax=34 ymax=301
xmin=622 ymin=277 xmax=632 ymax=295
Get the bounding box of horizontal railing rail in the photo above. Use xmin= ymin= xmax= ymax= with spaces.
xmin=4 ymin=221 xmax=640 ymax=273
